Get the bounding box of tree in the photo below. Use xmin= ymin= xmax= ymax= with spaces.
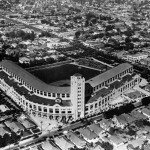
xmin=101 ymin=142 xmax=113 ymax=150
xmin=109 ymin=127 xmax=115 ymax=135
xmin=75 ymin=31 xmax=81 ymax=38
xmin=135 ymin=120 xmax=143 ymax=128
xmin=141 ymin=97 xmax=150 ymax=106
xmin=10 ymin=132 xmax=18 ymax=143
xmin=0 ymin=135 xmax=5 ymax=148
xmin=3 ymin=133 xmax=11 ymax=146
xmin=24 ymin=15 xmax=29 ymax=20
xmin=30 ymin=31 xmax=35 ymax=41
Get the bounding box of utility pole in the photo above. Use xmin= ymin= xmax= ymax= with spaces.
xmin=40 ymin=120 xmax=43 ymax=131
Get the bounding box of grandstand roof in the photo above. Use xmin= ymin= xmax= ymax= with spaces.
xmin=0 ymin=71 xmax=72 ymax=106
xmin=86 ymin=63 xmax=132 ymax=87
xmin=0 ymin=60 xmax=70 ymax=94
xmin=0 ymin=60 xmax=132 ymax=95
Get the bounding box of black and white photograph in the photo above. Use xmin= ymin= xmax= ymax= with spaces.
xmin=0 ymin=0 xmax=150 ymax=150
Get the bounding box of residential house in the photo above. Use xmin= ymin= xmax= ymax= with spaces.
xmin=42 ymin=141 xmax=59 ymax=150
xmin=54 ymin=136 xmax=74 ymax=150
xmin=143 ymin=144 xmax=150 ymax=150
xmin=115 ymin=144 xmax=128 ymax=150
xmin=66 ymin=131 xmax=86 ymax=149
xmin=143 ymin=84 xmax=150 ymax=92
xmin=112 ymin=115 xmax=128 ymax=129
xmin=109 ymin=135 xmax=124 ymax=148
xmin=19 ymin=57 xmax=30 ymax=64
xmin=123 ymin=53 xmax=148 ymax=63
xmin=99 ymin=119 xmax=113 ymax=131
xmin=17 ymin=117 xmax=35 ymax=129
xmin=143 ymin=125 xmax=150 ymax=133
xmin=136 ymin=129 xmax=147 ymax=138
xmin=5 ymin=120 xmax=24 ymax=134
xmin=130 ymin=110 xmax=147 ymax=120
xmin=140 ymin=108 xmax=150 ymax=121
xmin=88 ymin=123 xmax=105 ymax=137
xmin=78 ymin=128 xmax=99 ymax=143
xmin=121 ymin=113 xmax=137 ymax=124
xmin=0 ymin=123 xmax=10 ymax=137
xmin=140 ymin=57 xmax=150 ymax=68
xmin=0 ymin=104 xmax=9 ymax=112
xmin=127 ymin=138 xmax=146 ymax=150
xmin=125 ymin=90 xmax=145 ymax=102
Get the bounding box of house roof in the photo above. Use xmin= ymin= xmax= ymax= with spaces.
xmin=78 ymin=128 xmax=98 ymax=140
xmin=109 ymin=135 xmax=124 ymax=145
xmin=86 ymin=63 xmax=132 ymax=87
xmin=17 ymin=118 xmax=35 ymax=129
xmin=141 ymin=108 xmax=150 ymax=117
xmin=130 ymin=110 xmax=147 ymax=120
xmin=5 ymin=120 xmax=22 ymax=133
xmin=100 ymin=119 xmax=113 ymax=129
xmin=114 ymin=115 xmax=128 ymax=125
xmin=54 ymin=136 xmax=74 ymax=150
xmin=125 ymin=53 xmax=148 ymax=58
xmin=0 ymin=60 xmax=70 ymax=94
xmin=42 ymin=141 xmax=59 ymax=150
xmin=88 ymin=123 xmax=104 ymax=135
xmin=121 ymin=114 xmax=136 ymax=124
xmin=67 ymin=131 xmax=86 ymax=148
xmin=128 ymin=138 xmax=145 ymax=148
xmin=125 ymin=90 xmax=144 ymax=99
xmin=143 ymin=126 xmax=150 ymax=133
xmin=0 ymin=123 xmax=9 ymax=137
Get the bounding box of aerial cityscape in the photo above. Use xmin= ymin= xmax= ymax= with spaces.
xmin=0 ymin=0 xmax=150 ymax=150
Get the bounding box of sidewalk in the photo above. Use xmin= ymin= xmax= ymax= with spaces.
xmin=29 ymin=113 xmax=63 ymax=131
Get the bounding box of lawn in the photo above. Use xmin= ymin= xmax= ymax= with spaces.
xmin=30 ymin=64 xmax=100 ymax=84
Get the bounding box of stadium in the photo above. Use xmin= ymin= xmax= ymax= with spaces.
xmin=0 ymin=58 xmax=141 ymax=121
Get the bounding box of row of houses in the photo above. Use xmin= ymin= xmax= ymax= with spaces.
xmin=26 ymin=105 xmax=150 ymax=150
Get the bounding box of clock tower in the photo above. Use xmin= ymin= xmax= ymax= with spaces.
xmin=71 ymin=74 xmax=85 ymax=120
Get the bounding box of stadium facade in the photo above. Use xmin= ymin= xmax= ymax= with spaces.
xmin=0 ymin=59 xmax=141 ymax=121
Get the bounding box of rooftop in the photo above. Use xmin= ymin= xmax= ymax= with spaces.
xmin=86 ymin=63 xmax=132 ymax=87
xmin=66 ymin=131 xmax=86 ymax=148
xmin=0 ymin=71 xmax=72 ymax=106
xmin=54 ymin=136 xmax=74 ymax=150
xmin=78 ymin=128 xmax=98 ymax=140
xmin=141 ymin=108 xmax=150 ymax=117
xmin=0 ymin=123 xmax=10 ymax=137
xmin=128 ymin=138 xmax=146 ymax=149
xmin=109 ymin=135 xmax=124 ymax=145
xmin=4 ymin=120 xmax=23 ymax=133
xmin=42 ymin=141 xmax=59 ymax=150
xmin=0 ymin=60 xmax=70 ymax=94
xmin=88 ymin=123 xmax=104 ymax=135
xmin=87 ymin=73 xmax=135 ymax=104
xmin=130 ymin=110 xmax=147 ymax=120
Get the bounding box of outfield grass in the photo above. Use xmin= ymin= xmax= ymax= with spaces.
xmin=30 ymin=64 xmax=100 ymax=84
